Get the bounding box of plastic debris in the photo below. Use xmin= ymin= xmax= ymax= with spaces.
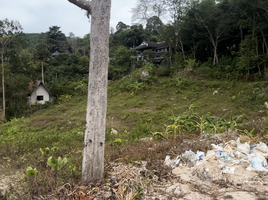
xmin=164 ymin=156 xmax=180 ymax=168
xmin=251 ymin=142 xmax=268 ymax=158
xmin=247 ymin=154 xmax=268 ymax=172
xmin=167 ymin=137 xmax=268 ymax=173
xmin=236 ymin=138 xmax=250 ymax=155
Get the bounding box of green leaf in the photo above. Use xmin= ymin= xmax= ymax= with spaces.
xmin=25 ymin=167 xmax=38 ymax=176
xmin=40 ymin=147 xmax=50 ymax=155
xmin=51 ymin=147 xmax=59 ymax=153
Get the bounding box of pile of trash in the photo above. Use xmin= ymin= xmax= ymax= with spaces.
xmin=165 ymin=137 xmax=268 ymax=173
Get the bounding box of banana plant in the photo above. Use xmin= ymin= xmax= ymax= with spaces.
xmin=240 ymin=128 xmax=255 ymax=138
xmin=191 ymin=114 xmax=207 ymax=134
xmin=203 ymin=113 xmax=215 ymax=133
xmin=227 ymin=115 xmax=245 ymax=131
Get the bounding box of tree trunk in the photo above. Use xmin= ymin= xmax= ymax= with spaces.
xmin=1 ymin=53 xmax=5 ymax=120
xmin=178 ymin=35 xmax=185 ymax=60
xmin=68 ymin=0 xmax=111 ymax=185
xmin=261 ymin=31 xmax=268 ymax=55
xmin=213 ymin=44 xmax=218 ymax=65
xmin=42 ymin=61 xmax=44 ymax=84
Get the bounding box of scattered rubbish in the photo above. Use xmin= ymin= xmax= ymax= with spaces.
xmin=251 ymin=142 xmax=268 ymax=156
xmin=236 ymin=138 xmax=250 ymax=155
xmin=166 ymin=137 xmax=268 ymax=173
xmin=164 ymin=156 xmax=180 ymax=168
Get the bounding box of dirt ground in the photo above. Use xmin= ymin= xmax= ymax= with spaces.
xmin=2 ymin=131 xmax=268 ymax=199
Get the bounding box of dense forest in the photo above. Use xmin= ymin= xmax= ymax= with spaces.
xmin=0 ymin=0 xmax=268 ymax=120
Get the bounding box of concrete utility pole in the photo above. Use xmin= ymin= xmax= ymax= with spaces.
xmin=67 ymin=0 xmax=111 ymax=184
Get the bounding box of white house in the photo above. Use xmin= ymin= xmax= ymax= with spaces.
xmin=28 ymin=81 xmax=53 ymax=105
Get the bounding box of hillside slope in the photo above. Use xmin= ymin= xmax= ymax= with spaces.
xmin=0 ymin=75 xmax=268 ymax=198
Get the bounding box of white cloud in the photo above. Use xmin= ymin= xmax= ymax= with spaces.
xmin=0 ymin=0 xmax=137 ymax=37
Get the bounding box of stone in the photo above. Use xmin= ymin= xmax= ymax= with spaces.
xmin=141 ymin=70 xmax=150 ymax=79
xmin=140 ymin=137 xmax=153 ymax=142
xmin=111 ymin=128 xmax=118 ymax=135
xmin=213 ymin=90 xmax=218 ymax=95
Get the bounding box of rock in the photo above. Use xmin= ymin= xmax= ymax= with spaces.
xmin=111 ymin=128 xmax=118 ymax=135
xmin=213 ymin=90 xmax=218 ymax=95
xmin=140 ymin=137 xmax=153 ymax=142
xmin=141 ymin=70 xmax=150 ymax=79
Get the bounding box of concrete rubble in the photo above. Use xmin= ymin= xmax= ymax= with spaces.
xmin=108 ymin=135 xmax=268 ymax=199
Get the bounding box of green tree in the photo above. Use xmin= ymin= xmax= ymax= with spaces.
xmin=33 ymin=43 xmax=50 ymax=84
xmin=81 ymin=33 xmax=90 ymax=56
xmin=115 ymin=21 xmax=128 ymax=33
xmin=45 ymin=26 xmax=69 ymax=53
xmin=237 ymin=35 xmax=259 ymax=75
xmin=191 ymin=0 xmax=233 ymax=65
xmin=0 ymin=18 xmax=23 ymax=120
xmin=79 ymin=55 xmax=89 ymax=66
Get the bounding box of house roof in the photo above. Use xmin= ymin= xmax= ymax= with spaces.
xmin=52 ymin=51 xmax=60 ymax=57
xmin=134 ymin=41 xmax=168 ymax=51
xmin=29 ymin=81 xmax=52 ymax=96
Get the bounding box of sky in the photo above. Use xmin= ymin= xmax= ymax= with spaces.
xmin=0 ymin=0 xmax=137 ymax=38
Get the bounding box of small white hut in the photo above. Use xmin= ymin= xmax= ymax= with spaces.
xmin=28 ymin=81 xmax=53 ymax=105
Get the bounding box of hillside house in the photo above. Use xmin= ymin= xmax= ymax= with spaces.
xmin=52 ymin=51 xmax=60 ymax=58
xmin=28 ymin=81 xmax=53 ymax=105
xmin=134 ymin=41 xmax=169 ymax=64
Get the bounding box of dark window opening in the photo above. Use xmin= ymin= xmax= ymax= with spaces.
xmin=37 ymin=95 xmax=43 ymax=101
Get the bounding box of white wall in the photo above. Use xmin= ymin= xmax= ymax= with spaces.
xmin=29 ymin=85 xmax=50 ymax=105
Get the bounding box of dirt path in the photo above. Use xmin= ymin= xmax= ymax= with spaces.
xmin=0 ymin=164 xmax=24 ymax=200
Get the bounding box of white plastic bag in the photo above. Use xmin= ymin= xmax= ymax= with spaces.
xmin=182 ymin=150 xmax=196 ymax=162
xmin=247 ymin=156 xmax=268 ymax=172
xmin=211 ymin=144 xmax=224 ymax=151
xmin=203 ymin=150 xmax=215 ymax=161
xmin=164 ymin=156 xmax=180 ymax=168
xmin=236 ymin=138 xmax=250 ymax=155
xmin=196 ymin=151 xmax=205 ymax=160
xmin=251 ymin=143 xmax=268 ymax=158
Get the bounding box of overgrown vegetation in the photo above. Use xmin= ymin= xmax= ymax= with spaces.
xmin=1 ymin=67 xmax=268 ymax=197
xmin=1 ymin=0 xmax=268 ymax=197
